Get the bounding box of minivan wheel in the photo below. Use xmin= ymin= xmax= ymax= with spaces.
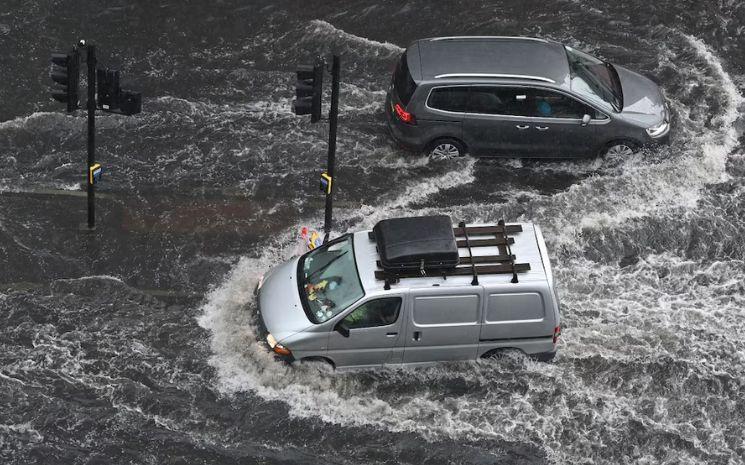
xmin=600 ymin=141 xmax=637 ymax=158
xmin=428 ymin=138 xmax=466 ymax=160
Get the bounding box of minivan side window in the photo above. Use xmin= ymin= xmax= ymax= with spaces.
xmin=427 ymin=87 xmax=469 ymax=112
xmin=342 ymin=297 xmax=402 ymax=329
xmin=529 ymin=89 xmax=598 ymax=119
xmin=467 ymin=87 xmax=605 ymax=119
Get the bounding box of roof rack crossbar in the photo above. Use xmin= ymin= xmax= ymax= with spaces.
xmin=374 ymin=263 xmax=530 ymax=281
xmin=453 ymin=225 xmax=522 ymax=235
xmin=458 ymin=254 xmax=516 ymax=264
xmin=458 ymin=221 xmax=479 ymax=286
xmin=456 ymin=237 xmax=514 ymax=247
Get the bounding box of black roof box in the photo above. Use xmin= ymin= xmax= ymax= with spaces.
xmin=373 ymin=215 xmax=459 ymax=271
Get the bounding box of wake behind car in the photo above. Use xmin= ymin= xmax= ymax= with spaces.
xmin=255 ymin=216 xmax=561 ymax=369
xmin=386 ymin=36 xmax=670 ymax=159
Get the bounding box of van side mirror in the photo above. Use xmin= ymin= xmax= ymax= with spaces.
xmin=581 ymin=114 xmax=591 ymax=127
xmin=335 ymin=322 xmax=350 ymax=338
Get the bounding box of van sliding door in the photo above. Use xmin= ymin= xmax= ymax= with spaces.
xmin=403 ymin=292 xmax=481 ymax=364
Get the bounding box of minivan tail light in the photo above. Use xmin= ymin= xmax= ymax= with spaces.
xmin=553 ymin=325 xmax=561 ymax=344
xmin=394 ymin=103 xmax=416 ymax=125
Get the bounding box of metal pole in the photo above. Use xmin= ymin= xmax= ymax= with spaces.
xmin=86 ymin=44 xmax=96 ymax=229
xmin=323 ymin=55 xmax=340 ymax=241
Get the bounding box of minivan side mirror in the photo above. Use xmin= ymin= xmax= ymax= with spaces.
xmin=335 ymin=322 xmax=350 ymax=338
xmin=581 ymin=114 xmax=591 ymax=127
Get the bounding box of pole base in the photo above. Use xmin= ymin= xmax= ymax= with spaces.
xmin=78 ymin=223 xmax=96 ymax=232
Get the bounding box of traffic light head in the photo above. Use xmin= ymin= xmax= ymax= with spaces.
xmin=97 ymin=68 xmax=120 ymax=110
xmin=293 ymin=61 xmax=323 ymax=123
xmin=50 ymin=50 xmax=80 ymax=112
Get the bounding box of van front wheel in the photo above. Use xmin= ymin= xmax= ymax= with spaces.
xmin=428 ymin=138 xmax=466 ymax=160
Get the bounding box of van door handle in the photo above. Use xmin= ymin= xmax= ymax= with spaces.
xmin=413 ymin=331 xmax=422 ymax=341
xmin=515 ymin=124 xmax=530 ymax=130
xmin=535 ymin=126 xmax=550 ymax=131
xmin=386 ymin=332 xmax=398 ymax=337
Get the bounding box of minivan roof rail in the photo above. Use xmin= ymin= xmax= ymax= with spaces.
xmin=428 ymin=36 xmax=548 ymax=43
xmin=433 ymin=73 xmax=556 ymax=84
xmin=374 ymin=221 xmax=530 ymax=287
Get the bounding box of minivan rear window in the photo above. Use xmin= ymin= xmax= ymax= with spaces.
xmin=427 ymin=87 xmax=469 ymax=112
xmin=393 ymin=52 xmax=417 ymax=106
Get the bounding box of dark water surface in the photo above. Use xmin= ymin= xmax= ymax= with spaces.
xmin=1 ymin=1 xmax=745 ymax=464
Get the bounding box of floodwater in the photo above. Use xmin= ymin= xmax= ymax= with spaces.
xmin=1 ymin=1 xmax=744 ymax=464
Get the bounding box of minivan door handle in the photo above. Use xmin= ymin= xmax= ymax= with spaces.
xmin=413 ymin=331 xmax=422 ymax=341
xmin=386 ymin=332 xmax=398 ymax=337
xmin=515 ymin=124 xmax=530 ymax=130
xmin=535 ymin=126 xmax=550 ymax=131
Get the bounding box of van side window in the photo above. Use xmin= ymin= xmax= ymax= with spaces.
xmin=413 ymin=294 xmax=479 ymax=325
xmin=342 ymin=297 xmax=402 ymax=329
xmin=428 ymin=87 xmax=469 ymax=112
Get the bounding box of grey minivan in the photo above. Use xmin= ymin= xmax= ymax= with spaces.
xmin=255 ymin=216 xmax=561 ymax=369
xmin=386 ymin=36 xmax=670 ymax=159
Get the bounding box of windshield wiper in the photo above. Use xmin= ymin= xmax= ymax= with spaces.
xmin=306 ymin=250 xmax=348 ymax=281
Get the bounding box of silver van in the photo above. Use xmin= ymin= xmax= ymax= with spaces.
xmin=386 ymin=36 xmax=670 ymax=159
xmin=256 ymin=216 xmax=561 ymax=369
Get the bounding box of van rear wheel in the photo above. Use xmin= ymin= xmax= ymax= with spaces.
xmin=428 ymin=138 xmax=466 ymax=160
xmin=481 ymin=348 xmax=524 ymax=360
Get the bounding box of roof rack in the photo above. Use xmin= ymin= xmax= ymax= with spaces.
xmin=375 ymin=220 xmax=530 ymax=287
xmin=433 ymin=73 xmax=556 ymax=84
xmin=428 ymin=36 xmax=548 ymax=43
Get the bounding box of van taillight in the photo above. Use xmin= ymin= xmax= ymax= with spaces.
xmin=394 ymin=103 xmax=416 ymax=124
xmin=553 ymin=325 xmax=561 ymax=344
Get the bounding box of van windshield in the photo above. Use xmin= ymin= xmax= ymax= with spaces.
xmin=297 ymin=234 xmax=364 ymax=324
xmin=565 ymin=46 xmax=623 ymax=112
xmin=393 ymin=52 xmax=417 ymax=105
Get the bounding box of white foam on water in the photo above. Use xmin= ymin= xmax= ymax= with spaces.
xmin=307 ymin=19 xmax=404 ymax=56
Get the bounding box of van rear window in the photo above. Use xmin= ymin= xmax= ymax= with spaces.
xmin=393 ymin=52 xmax=417 ymax=106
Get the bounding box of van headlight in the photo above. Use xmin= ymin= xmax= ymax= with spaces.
xmin=266 ymin=333 xmax=292 ymax=357
xmin=646 ymin=120 xmax=669 ymax=138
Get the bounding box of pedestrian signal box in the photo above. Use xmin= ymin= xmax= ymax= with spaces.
xmin=320 ymin=172 xmax=332 ymax=195
xmin=89 ymin=163 xmax=102 ymax=185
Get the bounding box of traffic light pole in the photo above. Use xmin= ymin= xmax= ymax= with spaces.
xmin=85 ymin=44 xmax=96 ymax=229
xmin=323 ymin=55 xmax=340 ymax=242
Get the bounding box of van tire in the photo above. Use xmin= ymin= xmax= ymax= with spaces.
xmin=598 ymin=140 xmax=639 ymax=158
xmin=300 ymin=357 xmax=335 ymax=370
xmin=481 ymin=348 xmax=524 ymax=360
xmin=427 ymin=138 xmax=466 ymax=160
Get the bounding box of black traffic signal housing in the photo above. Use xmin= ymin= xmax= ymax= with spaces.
xmin=96 ymin=67 xmax=142 ymax=115
xmin=50 ymin=49 xmax=80 ymax=112
xmin=293 ymin=61 xmax=323 ymax=123
xmin=96 ymin=68 xmax=120 ymax=110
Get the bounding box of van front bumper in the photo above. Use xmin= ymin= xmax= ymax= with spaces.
xmin=255 ymin=289 xmax=296 ymax=364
